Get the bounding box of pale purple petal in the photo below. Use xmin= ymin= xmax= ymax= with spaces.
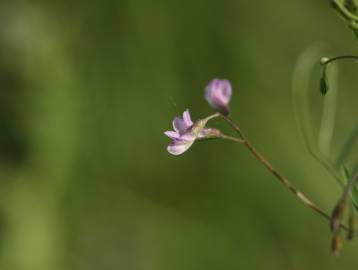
xmin=172 ymin=117 xmax=187 ymax=134
xmin=180 ymin=131 xmax=196 ymax=141
xmin=204 ymin=79 xmax=221 ymax=105
xmin=167 ymin=140 xmax=194 ymax=155
xmin=207 ymin=95 xmax=223 ymax=107
xmin=165 ymin=109 xmax=211 ymax=155
xmin=205 ymin=79 xmax=232 ymax=113
xmin=219 ymin=80 xmax=232 ymax=103
xmin=198 ymin=128 xmax=212 ymax=139
xmin=164 ymin=131 xmax=180 ymax=139
xmin=182 ymin=109 xmax=193 ymax=127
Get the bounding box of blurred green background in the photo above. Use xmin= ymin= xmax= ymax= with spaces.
xmin=0 ymin=0 xmax=358 ymax=269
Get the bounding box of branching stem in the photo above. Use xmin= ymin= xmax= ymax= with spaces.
xmin=322 ymin=55 xmax=358 ymax=66
xmin=219 ymin=114 xmax=349 ymax=231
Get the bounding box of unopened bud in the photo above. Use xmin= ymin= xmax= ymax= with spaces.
xmin=331 ymin=232 xmax=343 ymax=256
xmin=319 ymin=66 xmax=330 ymax=96
xmin=204 ymin=79 xmax=232 ymax=116
xmin=330 ymin=201 xmax=345 ymax=232
xmin=347 ymin=210 xmax=358 ymax=240
xmin=320 ymin=75 xmax=328 ymax=96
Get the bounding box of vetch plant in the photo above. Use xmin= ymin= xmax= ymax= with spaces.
xmin=165 ymin=1 xmax=358 ymax=256
xmin=165 ymin=78 xmax=348 ymax=250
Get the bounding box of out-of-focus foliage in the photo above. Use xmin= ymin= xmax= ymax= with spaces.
xmin=0 ymin=0 xmax=358 ymax=269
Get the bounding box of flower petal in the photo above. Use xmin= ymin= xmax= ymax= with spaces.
xmin=180 ymin=131 xmax=196 ymax=141
xmin=167 ymin=140 xmax=194 ymax=155
xmin=172 ymin=117 xmax=187 ymax=134
xmin=219 ymin=80 xmax=232 ymax=103
xmin=182 ymin=109 xmax=193 ymax=127
xmin=205 ymin=79 xmax=232 ymax=112
xmin=164 ymin=131 xmax=180 ymax=139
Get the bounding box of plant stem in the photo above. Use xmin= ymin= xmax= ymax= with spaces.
xmin=220 ymin=134 xmax=245 ymax=143
xmin=322 ymin=55 xmax=358 ymax=66
xmin=203 ymin=112 xmax=221 ymax=122
xmin=331 ymin=0 xmax=358 ymax=22
xmin=342 ymin=171 xmax=358 ymax=203
xmin=330 ymin=171 xmax=358 ymax=236
xmin=220 ymin=115 xmax=349 ymax=231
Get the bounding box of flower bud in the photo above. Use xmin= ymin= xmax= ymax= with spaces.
xmin=205 ymin=79 xmax=232 ymax=115
xmin=347 ymin=209 xmax=358 ymax=240
xmin=320 ymin=71 xmax=329 ymax=96
xmin=330 ymin=201 xmax=345 ymax=232
xmin=331 ymin=232 xmax=343 ymax=256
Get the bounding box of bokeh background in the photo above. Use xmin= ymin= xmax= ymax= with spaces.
xmin=0 ymin=0 xmax=358 ymax=269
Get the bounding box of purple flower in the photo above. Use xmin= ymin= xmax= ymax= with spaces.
xmin=205 ymin=79 xmax=232 ymax=114
xmin=164 ymin=109 xmax=220 ymax=155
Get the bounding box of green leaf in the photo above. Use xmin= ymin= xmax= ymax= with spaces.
xmin=292 ymin=46 xmax=343 ymax=185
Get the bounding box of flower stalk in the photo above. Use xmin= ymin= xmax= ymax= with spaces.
xmin=164 ymin=76 xmax=354 ymax=256
xmin=219 ymin=115 xmax=345 ymax=226
xmin=330 ymin=170 xmax=358 ymax=233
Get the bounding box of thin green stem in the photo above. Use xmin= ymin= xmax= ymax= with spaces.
xmin=220 ymin=134 xmax=245 ymax=144
xmin=322 ymin=55 xmax=358 ymax=66
xmin=203 ymin=112 xmax=221 ymax=122
xmin=337 ymin=170 xmax=358 ymax=211
xmin=347 ymin=170 xmax=358 ymax=198
xmin=330 ymin=170 xmax=358 ymax=233
xmin=332 ymin=0 xmax=358 ymax=22
xmin=220 ymin=114 xmax=349 ymax=231
xmin=197 ymin=133 xmax=244 ymax=144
